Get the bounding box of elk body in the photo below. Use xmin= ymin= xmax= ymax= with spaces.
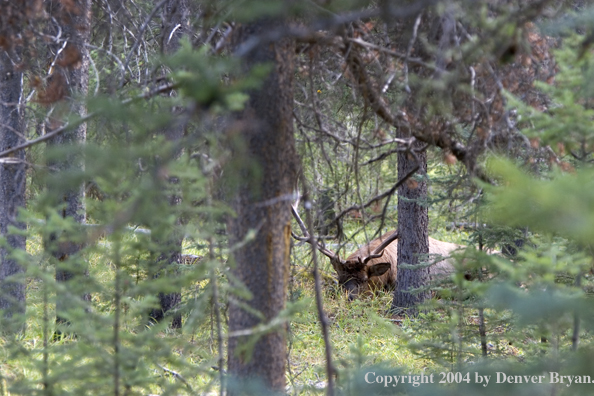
xmin=337 ymin=232 xmax=462 ymax=300
xmin=292 ymin=207 xmax=462 ymax=300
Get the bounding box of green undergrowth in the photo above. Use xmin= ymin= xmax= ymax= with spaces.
xmin=3 ymin=225 xmax=594 ymax=396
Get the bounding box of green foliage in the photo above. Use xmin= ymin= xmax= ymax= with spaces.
xmin=6 ymin=2 xmax=594 ymax=395
xmin=505 ymin=35 xmax=594 ymax=155
xmin=0 ymin=30 xmax=263 ymax=395
xmin=165 ymin=41 xmax=270 ymax=110
xmin=485 ymin=157 xmax=594 ymax=246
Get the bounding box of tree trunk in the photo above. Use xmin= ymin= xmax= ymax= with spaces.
xmin=227 ymin=19 xmax=297 ymax=395
xmin=148 ymin=0 xmax=189 ymax=330
xmin=0 ymin=50 xmax=26 ymax=332
xmin=391 ymin=141 xmax=430 ymax=317
xmin=46 ymin=0 xmax=92 ymax=326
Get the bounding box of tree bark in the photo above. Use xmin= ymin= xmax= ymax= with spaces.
xmin=46 ymin=0 xmax=92 ymax=326
xmin=148 ymin=0 xmax=189 ymax=330
xmin=227 ymin=19 xmax=297 ymax=395
xmin=391 ymin=141 xmax=430 ymax=317
xmin=0 ymin=50 xmax=27 ymax=332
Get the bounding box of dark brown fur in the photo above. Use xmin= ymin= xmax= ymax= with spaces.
xmin=332 ymin=231 xmax=462 ymax=300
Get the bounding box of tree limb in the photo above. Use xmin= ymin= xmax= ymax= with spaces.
xmin=341 ymin=38 xmax=493 ymax=184
xmin=0 ymin=83 xmax=175 ymax=159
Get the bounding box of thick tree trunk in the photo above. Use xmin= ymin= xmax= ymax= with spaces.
xmin=46 ymin=0 xmax=92 ymax=326
xmin=0 ymin=50 xmax=26 ymax=331
xmin=227 ymin=20 xmax=297 ymax=394
xmin=148 ymin=0 xmax=189 ymax=330
xmin=391 ymin=141 xmax=430 ymax=317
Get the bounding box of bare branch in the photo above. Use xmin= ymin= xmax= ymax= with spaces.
xmin=302 ymin=189 xmax=335 ymax=396
xmin=291 ymin=206 xmax=338 ymax=261
xmin=333 ymin=161 xmax=419 ymax=224
xmin=121 ymin=0 xmax=169 ymax=87
xmin=0 ymin=83 xmax=176 ymax=159
xmin=347 ymin=37 xmax=435 ymax=70
xmin=234 ymin=1 xmax=439 ymax=58
xmin=291 ymin=205 xmax=309 ymax=236
xmin=342 ymin=39 xmax=493 ymax=183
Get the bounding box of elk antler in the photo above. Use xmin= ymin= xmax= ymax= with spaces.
xmin=291 ymin=205 xmax=342 ymax=262
xmin=360 ymin=230 xmax=399 ymax=264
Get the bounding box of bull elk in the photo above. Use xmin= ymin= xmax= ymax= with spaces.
xmin=291 ymin=206 xmax=462 ymax=300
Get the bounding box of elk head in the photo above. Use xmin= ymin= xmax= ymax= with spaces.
xmin=329 ymin=251 xmax=393 ymax=301
xmin=292 ymin=206 xmax=397 ymax=300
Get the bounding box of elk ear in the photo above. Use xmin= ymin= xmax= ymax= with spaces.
xmin=367 ymin=262 xmax=391 ymax=277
